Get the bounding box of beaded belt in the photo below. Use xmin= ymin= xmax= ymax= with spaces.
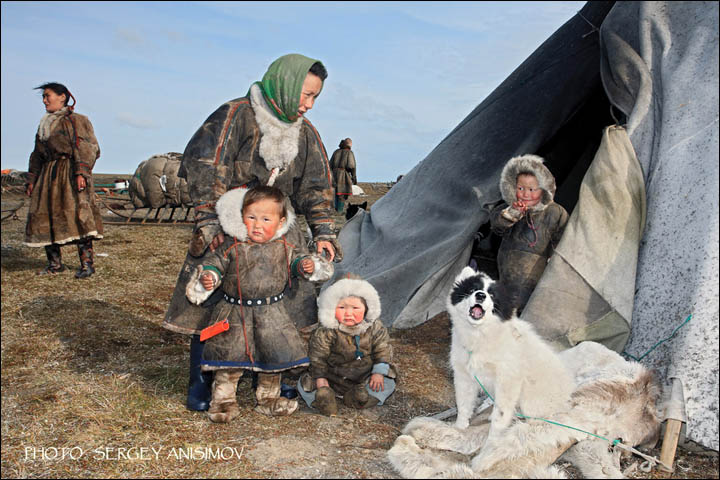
xmin=223 ymin=288 xmax=286 ymax=306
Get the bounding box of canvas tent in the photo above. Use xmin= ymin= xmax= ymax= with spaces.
xmin=332 ymin=1 xmax=718 ymax=450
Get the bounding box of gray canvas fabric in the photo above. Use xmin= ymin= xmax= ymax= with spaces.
xmin=600 ymin=1 xmax=719 ymax=450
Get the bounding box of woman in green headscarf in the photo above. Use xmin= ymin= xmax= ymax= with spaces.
xmin=163 ymin=53 xmax=341 ymax=414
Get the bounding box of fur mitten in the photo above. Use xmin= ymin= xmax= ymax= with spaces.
xmin=185 ymin=265 xmax=220 ymax=305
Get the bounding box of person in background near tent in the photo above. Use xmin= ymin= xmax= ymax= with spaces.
xmin=329 ymin=138 xmax=357 ymax=212
xmin=184 ymin=186 xmax=333 ymax=422
xmin=163 ymin=53 xmax=341 ymax=413
xmin=297 ymin=274 xmax=398 ymax=416
xmin=489 ymin=154 xmax=568 ymax=315
xmin=23 ymin=82 xmax=103 ymax=279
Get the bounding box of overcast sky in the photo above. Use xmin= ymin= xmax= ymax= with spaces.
xmin=1 ymin=1 xmax=585 ymax=181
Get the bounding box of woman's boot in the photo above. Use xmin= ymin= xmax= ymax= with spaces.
xmin=38 ymin=244 xmax=65 ymax=275
xmin=75 ymin=240 xmax=95 ymax=278
xmin=187 ymin=335 xmax=213 ymax=411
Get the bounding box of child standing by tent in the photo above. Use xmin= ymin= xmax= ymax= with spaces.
xmin=297 ymin=274 xmax=398 ymax=416
xmin=185 ymin=185 xmax=333 ymax=423
xmin=489 ymin=154 xmax=569 ymax=314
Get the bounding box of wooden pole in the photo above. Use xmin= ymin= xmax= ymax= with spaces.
xmin=659 ymin=418 xmax=683 ymax=472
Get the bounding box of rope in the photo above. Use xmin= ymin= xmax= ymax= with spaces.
xmin=472 ymin=375 xmax=672 ymax=471
xmin=526 ymin=214 xmax=538 ymax=247
xmin=623 ymin=314 xmax=692 ymax=362
xmin=578 ymin=12 xmax=600 ymax=38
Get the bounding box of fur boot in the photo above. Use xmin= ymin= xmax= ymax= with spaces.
xmin=343 ymin=383 xmax=379 ymax=409
xmin=207 ymin=369 xmax=243 ymax=423
xmin=38 ymin=244 xmax=65 ymax=275
xmin=254 ymin=373 xmax=298 ymax=416
xmin=75 ymin=239 xmax=95 ymax=278
xmin=314 ymin=386 xmax=339 ymax=416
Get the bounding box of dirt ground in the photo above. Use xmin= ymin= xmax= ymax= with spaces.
xmin=1 ymin=178 xmax=717 ymax=479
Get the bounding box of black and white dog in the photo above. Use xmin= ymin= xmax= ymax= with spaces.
xmin=446 ymin=267 xmax=575 ymax=442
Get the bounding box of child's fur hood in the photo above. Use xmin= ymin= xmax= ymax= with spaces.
xmin=215 ymin=187 xmax=296 ymax=241
xmin=500 ymin=154 xmax=556 ymax=211
xmin=317 ymin=277 xmax=382 ymax=335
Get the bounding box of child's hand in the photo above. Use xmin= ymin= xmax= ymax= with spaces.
xmin=301 ymin=258 xmax=315 ymax=274
xmin=316 ymin=377 xmax=330 ymax=389
xmin=511 ymin=200 xmax=527 ymax=215
xmin=369 ymin=373 xmax=385 ymax=392
xmin=200 ymin=272 xmax=215 ymax=290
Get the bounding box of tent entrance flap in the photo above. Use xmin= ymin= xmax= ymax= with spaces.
xmin=521 ymin=125 xmax=646 ymax=353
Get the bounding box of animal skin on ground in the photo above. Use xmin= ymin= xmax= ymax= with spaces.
xmin=387 ymin=267 xmax=661 ymax=478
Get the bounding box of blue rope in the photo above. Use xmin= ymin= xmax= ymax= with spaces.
xmin=473 ymin=375 xmax=620 ymax=445
xmin=624 ymin=314 xmax=692 ymax=362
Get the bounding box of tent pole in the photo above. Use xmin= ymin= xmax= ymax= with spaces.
xmin=659 ymin=378 xmax=686 ymax=472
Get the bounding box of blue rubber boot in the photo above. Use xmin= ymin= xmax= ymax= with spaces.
xmin=186 ymin=335 xmax=213 ymax=411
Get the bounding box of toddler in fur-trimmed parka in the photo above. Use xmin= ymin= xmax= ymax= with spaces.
xmin=489 ymin=154 xmax=569 ymax=314
xmin=185 ymin=185 xmax=333 ymax=423
xmin=297 ymin=275 xmax=398 ymax=416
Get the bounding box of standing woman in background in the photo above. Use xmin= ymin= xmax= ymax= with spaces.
xmin=24 ymin=82 xmax=103 ymax=278
xmin=329 ymin=137 xmax=357 ymax=213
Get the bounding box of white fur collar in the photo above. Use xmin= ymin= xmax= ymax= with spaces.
xmin=37 ymin=107 xmax=69 ymax=141
xmin=250 ymin=83 xmax=303 ymax=172
xmin=215 ymin=187 xmax=296 ymax=241
xmin=317 ymin=278 xmax=382 ymax=334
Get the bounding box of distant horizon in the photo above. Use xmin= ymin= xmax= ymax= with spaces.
xmin=2 ymin=1 xmax=585 ymax=182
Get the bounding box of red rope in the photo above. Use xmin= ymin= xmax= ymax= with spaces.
xmin=228 ymin=238 xmax=254 ymax=365
xmin=282 ymin=236 xmax=292 ymax=290
xmin=526 ymin=214 xmax=538 ymax=248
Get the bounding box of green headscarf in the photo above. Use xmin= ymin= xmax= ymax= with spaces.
xmin=251 ymin=53 xmax=324 ymax=124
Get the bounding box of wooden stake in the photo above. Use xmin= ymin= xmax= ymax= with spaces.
xmin=659 ymin=418 xmax=683 ymax=472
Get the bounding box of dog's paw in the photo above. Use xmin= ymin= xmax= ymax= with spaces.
xmin=455 ymin=417 xmax=470 ymax=430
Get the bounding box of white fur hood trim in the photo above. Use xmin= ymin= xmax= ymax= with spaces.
xmin=37 ymin=107 xmax=69 ymax=141
xmin=317 ymin=278 xmax=382 ymax=334
xmin=215 ymin=187 xmax=296 ymax=241
xmin=499 ymin=154 xmax=556 ymax=212
xmin=250 ymin=83 xmax=304 ymax=172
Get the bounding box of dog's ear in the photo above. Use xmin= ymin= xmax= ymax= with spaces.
xmin=480 ymin=272 xmax=494 ymax=287
xmin=361 ymin=201 xmax=367 ymax=209
xmin=456 ymin=266 xmax=477 ymax=283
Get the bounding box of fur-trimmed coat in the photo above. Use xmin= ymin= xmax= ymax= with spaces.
xmin=329 ymin=147 xmax=356 ymax=196
xmin=165 ymin=83 xmax=337 ymax=335
xmin=490 ymin=154 xmax=568 ymax=312
xmin=185 ymin=188 xmax=333 ymax=372
xmin=24 ymin=108 xmax=103 ymax=247
xmin=308 ymin=277 xmax=396 ymax=394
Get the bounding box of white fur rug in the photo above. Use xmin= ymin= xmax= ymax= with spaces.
xmin=388 ymin=341 xmax=662 ymax=479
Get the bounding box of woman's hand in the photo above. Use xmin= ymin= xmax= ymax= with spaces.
xmin=316 ymin=377 xmax=330 ymax=389
xmin=25 ymin=183 xmax=34 ymax=197
xmin=368 ymin=373 xmax=385 ymax=392
xmin=316 ymin=240 xmax=335 ymax=262
xmin=300 ymin=258 xmax=315 ymax=274
xmin=209 ymin=232 xmax=226 ymax=252
xmin=76 ymin=175 xmax=87 ymax=192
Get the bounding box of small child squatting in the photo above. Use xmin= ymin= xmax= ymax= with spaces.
xmin=297 ymin=275 xmax=398 ymax=416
